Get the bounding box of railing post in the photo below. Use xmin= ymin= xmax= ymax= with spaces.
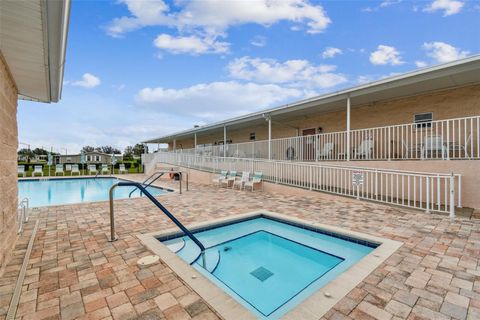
xmin=346 ymin=96 xmax=351 ymax=161
xmin=309 ymin=165 xmax=312 ymax=190
xmin=109 ymin=184 xmax=119 ymax=242
xmin=425 ymin=177 xmax=430 ymax=214
xmin=450 ymin=172 xmax=455 ymax=219
xmin=388 ymin=127 xmax=391 ymax=161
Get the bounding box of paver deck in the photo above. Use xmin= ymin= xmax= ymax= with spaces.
xmin=1 ymin=175 xmax=479 ymax=320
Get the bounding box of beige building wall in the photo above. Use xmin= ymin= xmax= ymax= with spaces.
xmin=0 ymin=55 xmax=18 ymax=272
xmin=171 ymin=84 xmax=480 ymax=149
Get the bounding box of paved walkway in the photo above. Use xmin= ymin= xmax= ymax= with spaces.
xmin=0 ymin=176 xmax=479 ymax=320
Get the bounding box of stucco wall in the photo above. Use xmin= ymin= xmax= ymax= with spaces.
xmin=171 ymin=84 xmax=480 ymax=149
xmin=0 ymin=55 xmax=18 ymax=272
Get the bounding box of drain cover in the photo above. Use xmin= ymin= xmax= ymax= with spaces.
xmin=137 ymin=255 xmax=160 ymax=267
xmin=250 ymin=267 xmax=274 ymax=282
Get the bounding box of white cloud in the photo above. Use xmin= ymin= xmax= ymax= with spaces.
xmin=250 ymin=36 xmax=267 ymax=47
xmin=422 ymin=41 xmax=469 ymax=63
xmin=362 ymin=0 xmax=402 ymax=12
xmin=135 ymin=81 xmax=305 ymax=121
xmin=415 ymin=60 xmax=428 ymax=68
xmin=369 ymin=45 xmax=403 ymax=66
xmin=424 ymin=0 xmax=464 ymax=16
xmin=71 ymin=73 xmax=101 ymax=88
xmin=106 ymin=0 xmax=331 ymax=38
xmin=153 ymin=34 xmax=230 ymax=55
xmin=322 ymin=47 xmax=342 ymax=59
xmin=227 ymin=56 xmax=347 ymax=89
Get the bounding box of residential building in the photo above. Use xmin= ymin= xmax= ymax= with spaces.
xmin=56 ymin=151 xmax=123 ymax=165
xmin=144 ymin=56 xmax=480 ymax=213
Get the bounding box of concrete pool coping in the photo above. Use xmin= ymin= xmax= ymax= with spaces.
xmin=137 ymin=210 xmax=403 ymax=320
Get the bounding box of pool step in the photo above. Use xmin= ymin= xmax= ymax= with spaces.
xmin=197 ymin=250 xmax=220 ymax=273
xmin=165 ymin=238 xmax=185 ymax=253
xmin=176 ymin=240 xmax=201 ymax=265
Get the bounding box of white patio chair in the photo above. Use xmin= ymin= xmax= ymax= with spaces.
xmin=55 ymin=164 xmax=64 ymax=176
xmin=317 ymin=142 xmax=334 ymax=160
xmin=233 ymin=171 xmax=250 ymax=190
xmin=101 ymin=164 xmax=109 ymax=175
xmin=71 ymin=164 xmax=80 ymax=176
xmin=65 ymin=164 xmax=72 ymax=172
xmin=88 ymin=165 xmax=97 ymax=175
xmin=353 ymin=139 xmax=374 ymax=159
xmin=17 ymin=165 xmax=26 ymax=177
xmin=221 ymin=170 xmax=237 ymax=188
xmin=33 ymin=165 xmax=43 ymax=177
xmin=119 ymin=163 xmax=128 ymax=174
xmin=422 ymin=135 xmax=447 ymax=159
xmin=447 ymin=132 xmax=471 ymax=159
xmin=244 ymin=171 xmax=263 ymax=192
xmin=212 ymin=170 xmax=228 ymax=186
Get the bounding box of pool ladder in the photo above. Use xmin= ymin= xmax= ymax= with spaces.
xmin=127 ymin=171 xmax=165 ymax=197
xmin=108 ymin=181 xmax=206 ymax=267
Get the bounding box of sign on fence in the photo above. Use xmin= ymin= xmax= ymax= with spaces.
xmin=352 ymin=171 xmax=364 ymax=186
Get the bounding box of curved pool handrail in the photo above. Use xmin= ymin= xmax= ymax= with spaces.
xmin=109 ymin=182 xmax=206 ymax=265
xmin=128 ymin=171 xmax=165 ymax=198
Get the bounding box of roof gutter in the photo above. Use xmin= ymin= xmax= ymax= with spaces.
xmin=46 ymin=0 xmax=71 ymax=102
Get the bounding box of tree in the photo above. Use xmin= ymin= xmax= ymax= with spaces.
xmin=99 ymin=146 xmax=121 ymax=154
xmin=81 ymin=146 xmax=94 ymax=153
xmin=132 ymin=143 xmax=147 ymax=156
xmin=18 ymin=148 xmax=34 ymax=159
xmin=32 ymin=148 xmax=49 ymax=156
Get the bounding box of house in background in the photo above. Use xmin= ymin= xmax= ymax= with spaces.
xmin=56 ymin=151 xmax=123 ymax=165
xmin=0 ymin=0 xmax=70 ymax=271
xmin=143 ymin=56 xmax=480 ymax=214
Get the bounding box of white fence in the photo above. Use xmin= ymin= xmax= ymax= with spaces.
xmin=148 ymin=152 xmax=461 ymax=216
xmin=176 ymin=116 xmax=479 ymax=161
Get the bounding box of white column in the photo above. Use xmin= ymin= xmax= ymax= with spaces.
xmin=173 ymin=139 xmax=176 ymax=152
xmin=268 ymin=118 xmax=272 ymax=160
xmin=223 ymin=125 xmax=227 ymax=158
xmin=346 ymin=96 xmax=351 ymax=161
xmin=194 ymin=133 xmax=197 ymax=155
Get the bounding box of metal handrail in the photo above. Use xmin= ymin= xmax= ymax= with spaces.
xmin=109 ymin=182 xmax=206 ymax=266
xmin=128 ymin=171 xmax=165 ymax=198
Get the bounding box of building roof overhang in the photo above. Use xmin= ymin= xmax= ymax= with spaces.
xmin=0 ymin=0 xmax=71 ymax=103
xmin=143 ymin=55 xmax=480 ymax=144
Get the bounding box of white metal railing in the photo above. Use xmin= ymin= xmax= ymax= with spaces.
xmin=152 ymin=152 xmax=461 ymax=216
xmin=173 ymin=116 xmax=479 ymax=161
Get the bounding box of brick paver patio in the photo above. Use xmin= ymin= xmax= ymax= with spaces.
xmin=0 ymin=176 xmax=479 ymax=320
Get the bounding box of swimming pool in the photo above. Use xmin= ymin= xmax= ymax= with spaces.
xmin=161 ymin=215 xmax=377 ymax=319
xmin=18 ymin=177 xmax=170 ymax=207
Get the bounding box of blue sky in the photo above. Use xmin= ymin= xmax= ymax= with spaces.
xmin=18 ymin=0 xmax=480 ymax=153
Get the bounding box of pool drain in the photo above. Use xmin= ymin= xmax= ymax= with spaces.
xmin=137 ymin=255 xmax=160 ymax=266
xmin=223 ymin=246 xmax=232 ymax=252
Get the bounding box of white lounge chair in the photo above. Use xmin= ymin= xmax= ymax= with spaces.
xmin=353 ymin=139 xmax=374 ymax=159
xmin=221 ymin=170 xmax=237 ymax=188
xmin=422 ymin=135 xmax=447 ymax=159
xmin=101 ymin=164 xmax=109 ymax=175
xmin=55 ymin=164 xmax=64 ymax=176
xmin=244 ymin=171 xmax=263 ymax=192
xmin=71 ymin=164 xmax=80 ymax=176
xmin=317 ymin=142 xmax=334 ymax=159
xmin=18 ymin=165 xmax=26 ymax=177
xmin=88 ymin=165 xmax=97 ymax=175
xmin=33 ymin=165 xmax=43 ymax=177
xmin=119 ymin=163 xmax=127 ymax=174
xmin=65 ymin=164 xmax=72 ymax=173
xmin=212 ymin=170 xmax=228 ymax=186
xmin=233 ymin=171 xmax=250 ymax=190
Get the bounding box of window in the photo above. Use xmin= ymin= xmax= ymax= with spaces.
xmin=414 ymin=112 xmax=433 ymax=128
xmin=86 ymin=155 xmax=91 ymax=161
xmin=249 ymin=132 xmax=256 ymax=141
xmin=66 ymin=157 xmax=72 ymax=162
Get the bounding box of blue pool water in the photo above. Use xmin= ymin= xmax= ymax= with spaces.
xmin=19 ymin=178 xmax=168 ymax=207
xmin=162 ymin=217 xmax=376 ymax=319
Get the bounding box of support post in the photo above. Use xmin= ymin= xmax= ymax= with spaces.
xmin=268 ymin=117 xmax=272 ymax=160
xmin=346 ymin=96 xmax=351 ymax=161
xmin=194 ymin=133 xmax=197 ymax=153
xmin=173 ymin=139 xmax=176 ymax=152
xmin=223 ymin=125 xmax=227 ymax=158
xmin=449 ymin=172 xmax=455 ymax=219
